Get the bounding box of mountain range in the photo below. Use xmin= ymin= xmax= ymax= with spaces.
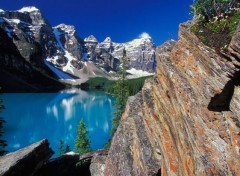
xmin=0 ymin=7 xmax=156 ymax=92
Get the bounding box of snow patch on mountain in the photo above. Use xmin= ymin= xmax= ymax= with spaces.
xmin=52 ymin=26 xmax=81 ymax=75
xmin=44 ymin=60 xmax=75 ymax=80
xmin=127 ymin=68 xmax=154 ymax=77
xmin=18 ymin=7 xmax=39 ymax=13
xmin=63 ymin=51 xmax=76 ymax=74
xmin=0 ymin=9 xmax=5 ymax=13
xmin=5 ymin=18 xmax=21 ymax=24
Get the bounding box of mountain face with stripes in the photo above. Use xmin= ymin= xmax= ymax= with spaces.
xmin=0 ymin=7 xmax=156 ymax=91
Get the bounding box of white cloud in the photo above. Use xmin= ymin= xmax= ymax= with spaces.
xmin=139 ymin=32 xmax=151 ymax=39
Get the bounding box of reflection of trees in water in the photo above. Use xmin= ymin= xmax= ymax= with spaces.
xmin=0 ymin=97 xmax=7 ymax=156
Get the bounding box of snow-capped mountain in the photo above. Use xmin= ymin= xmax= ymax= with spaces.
xmin=84 ymin=35 xmax=119 ymax=72
xmin=0 ymin=7 xmax=66 ymax=92
xmin=85 ymin=33 xmax=156 ymax=73
xmin=0 ymin=6 xmax=156 ymax=90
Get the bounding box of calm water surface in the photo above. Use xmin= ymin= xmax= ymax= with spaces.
xmin=1 ymin=89 xmax=115 ymax=157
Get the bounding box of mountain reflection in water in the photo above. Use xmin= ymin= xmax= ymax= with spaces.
xmin=1 ymin=89 xmax=115 ymax=157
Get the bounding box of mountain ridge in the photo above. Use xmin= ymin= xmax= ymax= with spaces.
xmin=0 ymin=6 xmax=156 ymax=91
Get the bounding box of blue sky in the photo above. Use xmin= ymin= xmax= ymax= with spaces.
xmin=0 ymin=0 xmax=193 ymax=45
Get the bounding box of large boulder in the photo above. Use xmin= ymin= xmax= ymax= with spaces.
xmin=0 ymin=139 xmax=53 ymax=176
xmin=36 ymin=149 xmax=108 ymax=176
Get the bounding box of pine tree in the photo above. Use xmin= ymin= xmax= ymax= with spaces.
xmin=0 ymin=97 xmax=7 ymax=156
xmin=110 ymin=48 xmax=129 ymax=136
xmin=74 ymin=119 xmax=91 ymax=155
xmin=64 ymin=145 xmax=70 ymax=154
xmin=58 ymin=139 xmax=64 ymax=156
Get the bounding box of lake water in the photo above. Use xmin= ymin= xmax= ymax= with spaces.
xmin=0 ymin=89 xmax=115 ymax=157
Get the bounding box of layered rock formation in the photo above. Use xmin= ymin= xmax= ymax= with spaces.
xmin=84 ymin=35 xmax=119 ymax=71
xmin=0 ymin=139 xmax=53 ymax=176
xmin=103 ymin=22 xmax=240 ymax=175
xmin=84 ymin=34 xmax=156 ymax=73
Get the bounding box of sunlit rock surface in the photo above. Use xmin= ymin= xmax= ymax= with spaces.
xmin=85 ymin=34 xmax=156 ymax=73
xmin=0 ymin=139 xmax=53 ymax=176
xmin=104 ymin=22 xmax=240 ymax=175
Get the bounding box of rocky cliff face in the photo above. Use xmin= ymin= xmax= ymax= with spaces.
xmin=84 ymin=33 xmax=156 ymax=73
xmin=0 ymin=25 xmax=65 ymax=92
xmin=84 ymin=35 xmax=119 ymax=72
xmin=102 ymin=22 xmax=240 ymax=175
xmin=0 ymin=7 xmax=67 ymax=92
xmin=0 ymin=7 xmax=86 ymax=81
xmin=0 ymin=7 xmax=56 ymax=67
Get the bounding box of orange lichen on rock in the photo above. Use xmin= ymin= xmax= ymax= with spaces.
xmin=102 ymin=22 xmax=240 ymax=176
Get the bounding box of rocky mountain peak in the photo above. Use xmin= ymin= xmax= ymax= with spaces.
xmin=97 ymin=37 xmax=113 ymax=51
xmin=84 ymin=35 xmax=98 ymax=43
xmin=0 ymin=7 xmax=46 ymax=26
xmin=52 ymin=23 xmax=83 ymax=62
xmin=54 ymin=24 xmax=76 ymax=36
xmin=0 ymin=6 xmax=158 ymax=87
xmin=18 ymin=6 xmax=40 ymax=13
xmin=103 ymin=37 xmax=112 ymax=43
xmin=0 ymin=6 xmax=47 ymax=26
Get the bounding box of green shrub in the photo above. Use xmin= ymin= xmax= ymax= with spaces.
xmin=190 ymin=10 xmax=240 ymax=49
xmin=205 ymin=19 xmax=227 ymax=33
xmin=190 ymin=24 xmax=200 ymax=35
xmin=228 ymin=12 xmax=240 ymax=36
xmin=191 ymin=0 xmax=239 ymax=22
xmin=74 ymin=119 xmax=91 ymax=155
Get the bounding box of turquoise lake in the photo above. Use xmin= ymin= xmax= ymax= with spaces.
xmin=0 ymin=89 xmax=115 ymax=157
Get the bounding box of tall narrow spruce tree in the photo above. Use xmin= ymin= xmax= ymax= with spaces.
xmin=110 ymin=48 xmax=129 ymax=136
xmin=0 ymin=92 xmax=7 ymax=156
xmin=64 ymin=145 xmax=70 ymax=154
xmin=74 ymin=119 xmax=91 ymax=155
xmin=58 ymin=139 xmax=64 ymax=156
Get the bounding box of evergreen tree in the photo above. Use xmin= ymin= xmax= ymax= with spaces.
xmin=64 ymin=145 xmax=70 ymax=154
xmin=110 ymin=48 xmax=129 ymax=136
xmin=0 ymin=93 xmax=7 ymax=156
xmin=74 ymin=119 xmax=91 ymax=154
xmin=58 ymin=139 xmax=64 ymax=156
